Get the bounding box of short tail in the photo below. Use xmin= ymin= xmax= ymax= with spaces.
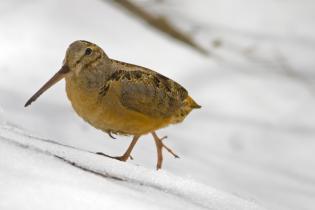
xmin=186 ymin=96 xmax=201 ymax=109
xmin=169 ymin=96 xmax=201 ymax=124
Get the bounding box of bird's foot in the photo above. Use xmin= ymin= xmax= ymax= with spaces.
xmin=96 ymin=152 xmax=133 ymax=161
xmin=152 ymin=132 xmax=180 ymax=170
xmin=158 ymin=136 xmax=180 ymax=159
xmin=96 ymin=152 xmax=113 ymax=158
xmin=111 ymin=154 xmax=133 ymax=162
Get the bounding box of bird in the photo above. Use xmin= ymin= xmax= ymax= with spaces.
xmin=25 ymin=40 xmax=201 ymax=169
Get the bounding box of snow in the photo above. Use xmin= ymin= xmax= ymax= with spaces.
xmin=1 ymin=0 xmax=315 ymax=209
xmin=0 ymin=122 xmax=262 ymax=210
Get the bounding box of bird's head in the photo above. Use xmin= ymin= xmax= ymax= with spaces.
xmin=64 ymin=40 xmax=109 ymax=74
xmin=24 ymin=40 xmax=109 ymax=107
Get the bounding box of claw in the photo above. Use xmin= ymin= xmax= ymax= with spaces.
xmin=160 ymin=136 xmax=168 ymax=141
xmin=108 ymin=131 xmax=116 ymax=139
xmin=96 ymin=152 xmax=133 ymax=161
xmin=96 ymin=152 xmax=114 ymax=158
xmin=162 ymin=144 xmax=180 ymax=158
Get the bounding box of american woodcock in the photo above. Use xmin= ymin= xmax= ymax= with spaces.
xmin=25 ymin=40 xmax=201 ymax=169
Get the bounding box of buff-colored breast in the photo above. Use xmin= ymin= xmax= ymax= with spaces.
xmin=65 ymin=77 xmax=172 ymax=136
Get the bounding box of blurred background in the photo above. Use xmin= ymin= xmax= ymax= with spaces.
xmin=1 ymin=0 xmax=315 ymax=209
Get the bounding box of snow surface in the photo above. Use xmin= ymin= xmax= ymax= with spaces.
xmin=0 ymin=122 xmax=263 ymax=210
xmin=1 ymin=0 xmax=315 ymax=209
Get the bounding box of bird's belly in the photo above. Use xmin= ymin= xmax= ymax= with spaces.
xmin=66 ymin=81 xmax=169 ymax=135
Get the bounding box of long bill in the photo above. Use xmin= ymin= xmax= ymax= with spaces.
xmin=24 ymin=65 xmax=70 ymax=107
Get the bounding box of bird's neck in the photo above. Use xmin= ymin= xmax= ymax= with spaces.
xmin=67 ymin=64 xmax=113 ymax=91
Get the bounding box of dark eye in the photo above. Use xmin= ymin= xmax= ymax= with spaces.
xmin=85 ymin=48 xmax=92 ymax=55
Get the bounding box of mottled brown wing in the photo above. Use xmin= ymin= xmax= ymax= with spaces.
xmin=111 ymin=70 xmax=188 ymax=118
